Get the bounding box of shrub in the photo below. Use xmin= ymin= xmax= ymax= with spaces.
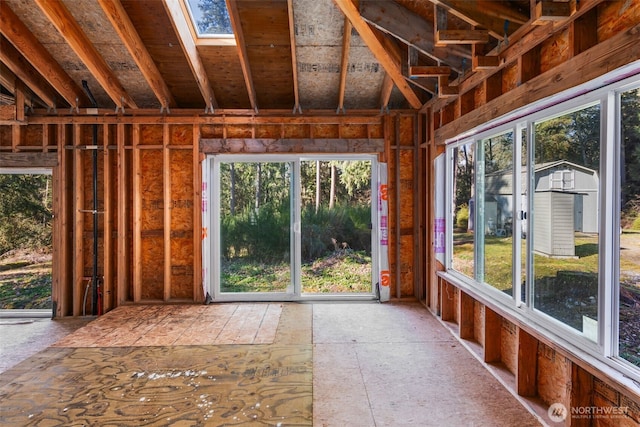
xmin=456 ymin=204 xmax=469 ymax=231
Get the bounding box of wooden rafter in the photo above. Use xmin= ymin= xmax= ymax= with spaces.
xmin=334 ymin=0 xmax=422 ymax=109
xmin=360 ymin=0 xmax=468 ymax=73
xmin=162 ymin=0 xmax=218 ymax=112
xmin=409 ymin=66 xmax=451 ymax=77
xmin=337 ymin=17 xmax=353 ymax=113
xmin=286 ymin=0 xmax=301 ymax=112
xmin=430 ymin=0 xmax=529 ymax=39
xmin=0 ymin=64 xmax=40 ymax=108
xmin=34 ymin=0 xmax=137 ymax=109
xmin=0 ymin=37 xmax=58 ymax=109
xmin=226 ymin=0 xmax=258 ymax=112
xmin=0 ymin=1 xmax=87 ymax=109
xmin=97 ymin=0 xmax=176 ymax=110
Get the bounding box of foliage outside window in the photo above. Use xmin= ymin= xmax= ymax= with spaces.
xmin=451 ymin=142 xmax=475 ymax=278
xmin=444 ymin=69 xmax=640 ymax=378
xmin=619 ymin=87 xmax=640 ymax=367
xmin=186 ymin=0 xmax=233 ymax=36
xmin=479 ymin=132 xmax=514 ymax=296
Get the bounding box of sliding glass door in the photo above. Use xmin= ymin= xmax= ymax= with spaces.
xmin=208 ymin=155 xmax=376 ymax=301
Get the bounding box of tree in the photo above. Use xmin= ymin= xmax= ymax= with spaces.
xmin=0 ymin=174 xmax=52 ymax=255
xmin=196 ymin=0 xmax=232 ymax=34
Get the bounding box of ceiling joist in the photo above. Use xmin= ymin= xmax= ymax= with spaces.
xmin=97 ymin=0 xmax=176 ymax=110
xmin=0 ymin=1 xmax=88 ymax=109
xmin=286 ymin=0 xmax=301 ymax=113
xmin=226 ymin=0 xmax=258 ymax=112
xmin=34 ymin=0 xmax=137 ymax=109
xmin=162 ymin=0 xmax=218 ymax=112
xmin=0 ymin=37 xmax=58 ymax=109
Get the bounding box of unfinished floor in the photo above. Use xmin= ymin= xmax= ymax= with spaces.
xmin=0 ymin=301 xmax=543 ymax=426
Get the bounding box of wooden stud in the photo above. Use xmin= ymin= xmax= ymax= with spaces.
xmin=441 ymin=281 xmax=456 ymax=321
xmin=132 ymin=124 xmax=141 ymax=302
xmin=116 ymin=124 xmax=126 ymax=304
xmin=103 ymin=125 xmax=113 ymax=313
xmin=570 ymin=364 xmax=593 ymax=427
xmin=193 ymin=124 xmax=203 ymax=302
xmin=484 ymin=306 xmax=502 ymax=363
xmin=517 ymin=328 xmax=538 ymax=397
xmin=337 ymin=17 xmax=352 ymax=113
xmin=459 ymin=291 xmax=475 ymax=340
xmin=163 ymin=124 xmax=171 ymax=301
xmin=286 ymin=0 xmax=300 ymax=112
xmin=73 ymin=125 xmax=84 ymax=316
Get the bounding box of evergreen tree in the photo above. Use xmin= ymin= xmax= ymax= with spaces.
xmin=197 ymin=0 xmax=232 ymax=34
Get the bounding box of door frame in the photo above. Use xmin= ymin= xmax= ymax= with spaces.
xmin=203 ymin=153 xmax=380 ymax=302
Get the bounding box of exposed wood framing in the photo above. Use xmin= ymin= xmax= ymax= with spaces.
xmin=0 ymin=38 xmax=58 ymax=109
xmin=334 ymin=0 xmax=422 ymax=109
xmin=97 ymin=0 xmax=176 ymax=110
xmin=34 ymin=0 xmax=137 ymax=110
xmin=132 ymin=124 xmax=141 ymax=302
xmin=286 ymin=0 xmax=301 ymax=112
xmin=162 ymin=0 xmax=218 ymax=112
xmin=0 ymin=152 xmax=57 ymax=167
xmin=435 ymin=30 xmax=489 ymax=46
xmin=200 ymin=138 xmax=384 ymax=154
xmin=163 ymin=124 xmax=171 ymax=301
xmin=226 ymin=0 xmax=258 ymax=112
xmin=0 ymin=2 xmax=87 ymax=109
xmin=337 ymin=17 xmax=353 ymax=113
xmin=116 ymin=123 xmax=128 ymax=306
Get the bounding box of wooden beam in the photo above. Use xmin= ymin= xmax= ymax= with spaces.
xmin=34 ymin=0 xmax=137 ymax=109
xmin=162 ymin=0 xmax=218 ymax=112
xmin=360 ymin=0 xmax=469 ymax=73
xmin=337 ymin=17 xmax=353 ymax=113
xmin=97 ymin=0 xmax=175 ymax=109
xmin=0 ymin=152 xmax=58 ymax=167
xmin=379 ymin=74 xmax=394 ymax=109
xmin=430 ymin=0 xmax=528 ymax=39
xmin=472 ymin=55 xmax=500 ymax=70
xmin=286 ymin=0 xmax=301 ymax=112
xmin=0 ymin=1 xmax=87 ymax=108
xmin=226 ymin=0 xmax=258 ymax=112
xmin=434 ymin=21 xmax=640 ymax=142
xmin=200 ymin=138 xmax=385 ymax=154
xmin=334 ymin=0 xmax=422 ymax=109
xmin=410 ymin=66 xmax=451 ymax=77
xmin=533 ymin=0 xmax=572 ymax=25
xmin=0 ymin=37 xmax=58 ymax=109
xmin=435 ymin=30 xmax=490 ymax=46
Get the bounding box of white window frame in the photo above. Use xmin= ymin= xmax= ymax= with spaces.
xmin=440 ymin=60 xmax=640 ymax=385
xmin=203 ymin=153 xmax=380 ymax=302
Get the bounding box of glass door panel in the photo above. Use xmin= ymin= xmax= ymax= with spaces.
xmin=300 ymin=160 xmax=373 ymax=294
xmin=218 ymin=161 xmax=293 ymax=294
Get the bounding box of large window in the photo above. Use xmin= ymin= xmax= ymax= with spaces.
xmin=443 ymin=65 xmax=640 ymax=380
xmin=619 ymin=87 xmax=640 ymax=368
xmin=532 ymin=104 xmax=600 ymax=340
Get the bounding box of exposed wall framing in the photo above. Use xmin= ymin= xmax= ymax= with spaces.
xmin=0 ymin=112 xmax=419 ymax=313
xmin=423 ymin=1 xmax=640 ymax=425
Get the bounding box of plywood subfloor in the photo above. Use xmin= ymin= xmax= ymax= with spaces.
xmin=0 ymin=301 xmax=543 ymax=426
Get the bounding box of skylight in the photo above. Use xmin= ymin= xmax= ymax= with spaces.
xmin=185 ymin=0 xmax=234 ymax=38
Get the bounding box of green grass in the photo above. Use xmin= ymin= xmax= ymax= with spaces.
xmin=220 ymin=250 xmax=372 ymax=294
xmin=0 ymin=268 xmax=52 ymax=309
